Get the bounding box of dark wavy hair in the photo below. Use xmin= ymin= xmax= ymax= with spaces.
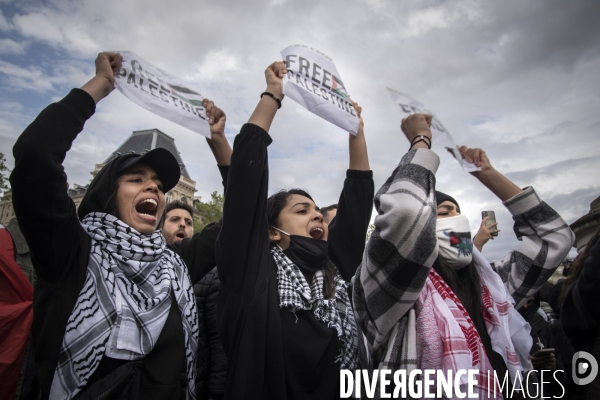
xmin=267 ymin=189 xmax=336 ymax=299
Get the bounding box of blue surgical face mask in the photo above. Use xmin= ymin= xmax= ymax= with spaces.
xmin=271 ymin=226 xmax=328 ymax=274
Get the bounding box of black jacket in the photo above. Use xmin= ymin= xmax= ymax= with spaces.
xmin=10 ymin=89 xmax=219 ymax=399
xmin=215 ymin=123 xmax=374 ymax=399
xmin=194 ymin=265 xmax=227 ymax=400
xmin=562 ymin=232 xmax=600 ymax=397
xmin=562 ymin=232 xmax=600 ymax=348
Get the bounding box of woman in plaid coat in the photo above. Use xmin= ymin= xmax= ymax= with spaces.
xmin=353 ymin=113 xmax=574 ymax=399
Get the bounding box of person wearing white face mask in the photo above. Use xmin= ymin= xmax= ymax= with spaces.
xmin=434 ymin=191 xmax=474 ymax=270
xmin=353 ymin=113 xmax=574 ymax=399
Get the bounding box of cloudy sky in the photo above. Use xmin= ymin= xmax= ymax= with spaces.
xmin=0 ymin=0 xmax=598 ymax=261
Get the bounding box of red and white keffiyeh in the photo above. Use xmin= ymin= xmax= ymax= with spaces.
xmin=415 ymin=247 xmax=532 ymax=400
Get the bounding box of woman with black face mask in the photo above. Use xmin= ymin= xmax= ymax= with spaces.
xmin=352 ymin=113 xmax=574 ymax=399
xmin=215 ymin=61 xmax=374 ymax=399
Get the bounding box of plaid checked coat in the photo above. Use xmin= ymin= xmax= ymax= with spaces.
xmin=352 ymin=148 xmax=574 ymax=375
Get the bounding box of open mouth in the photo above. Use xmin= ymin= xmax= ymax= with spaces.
xmin=175 ymin=231 xmax=186 ymax=240
xmin=309 ymin=226 xmax=324 ymax=240
xmin=135 ymin=198 xmax=158 ymax=220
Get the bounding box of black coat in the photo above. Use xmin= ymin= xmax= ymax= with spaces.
xmin=562 ymin=231 xmax=600 ymax=398
xmin=194 ymin=265 xmax=227 ymax=400
xmin=215 ymin=123 xmax=374 ymax=399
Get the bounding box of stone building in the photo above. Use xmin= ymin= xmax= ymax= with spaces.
xmin=570 ymin=195 xmax=600 ymax=254
xmin=0 ymin=128 xmax=198 ymax=225
xmin=0 ymin=190 xmax=14 ymax=225
xmin=68 ymin=183 xmax=89 ymax=210
xmin=91 ymin=129 xmax=198 ymax=206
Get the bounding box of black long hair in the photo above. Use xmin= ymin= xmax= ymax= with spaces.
xmin=267 ymin=189 xmax=336 ymax=299
xmin=433 ymin=259 xmax=487 ymax=337
xmin=433 ymin=259 xmax=508 ymax=375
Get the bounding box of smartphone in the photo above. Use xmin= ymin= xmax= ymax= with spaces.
xmin=532 ymin=348 xmax=555 ymax=357
xmin=481 ymin=211 xmax=498 ymax=237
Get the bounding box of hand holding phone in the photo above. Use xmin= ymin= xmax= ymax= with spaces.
xmin=481 ymin=211 xmax=499 ymax=237
xmin=532 ymin=348 xmax=555 ymax=357
xmin=530 ymin=348 xmax=557 ymax=370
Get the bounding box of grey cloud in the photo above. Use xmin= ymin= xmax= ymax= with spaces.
xmin=503 ymin=155 xmax=598 ymax=187
xmin=0 ymin=0 xmax=597 ymax=251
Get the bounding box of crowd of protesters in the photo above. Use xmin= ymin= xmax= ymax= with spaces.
xmin=0 ymin=52 xmax=598 ymax=400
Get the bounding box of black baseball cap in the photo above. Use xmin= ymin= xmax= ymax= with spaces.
xmin=118 ymin=148 xmax=181 ymax=193
xmin=78 ymin=148 xmax=181 ymax=220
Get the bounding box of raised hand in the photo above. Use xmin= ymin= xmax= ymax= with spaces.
xmin=249 ymin=61 xmax=287 ymax=133
xmin=350 ymin=99 xmax=363 ymax=129
xmin=95 ymin=52 xmax=123 ymax=87
xmin=348 ymin=99 xmax=369 ymax=170
xmin=401 ymin=113 xmax=432 ymax=149
xmin=264 ymin=61 xmax=286 ymax=99
xmin=203 ymin=98 xmax=226 ymax=137
xmin=458 ymin=146 xmax=493 ymax=172
xmin=474 ymin=217 xmax=500 ymax=251
xmin=458 ymin=145 xmax=522 ymax=201
xmin=203 ymin=98 xmax=232 ymax=166
xmin=82 ymin=52 xmax=123 ymax=104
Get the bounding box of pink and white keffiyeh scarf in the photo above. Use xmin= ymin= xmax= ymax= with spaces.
xmin=415 ymin=248 xmax=532 ymax=399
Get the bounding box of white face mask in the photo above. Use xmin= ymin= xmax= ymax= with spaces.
xmin=436 ymin=214 xmax=473 ymax=270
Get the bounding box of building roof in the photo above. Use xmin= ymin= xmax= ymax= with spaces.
xmin=67 ymin=184 xmax=89 ymax=198
xmin=571 ymin=195 xmax=600 ymax=231
xmin=103 ymin=129 xmax=191 ymax=179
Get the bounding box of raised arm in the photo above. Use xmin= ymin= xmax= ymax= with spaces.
xmin=352 ymin=114 xmax=439 ymax=360
xmin=10 ymin=52 xmax=121 ymax=283
xmin=327 ymin=100 xmax=374 ymax=281
xmin=172 ymin=99 xmax=231 ymax=282
xmin=248 ymin=61 xmax=286 ymax=132
xmin=215 ymin=61 xmax=286 ymax=301
xmin=203 ymin=98 xmax=232 ymax=167
xmin=459 ymin=147 xmax=574 ymax=308
xmin=80 ymin=52 xmax=123 ymax=103
xmin=348 ymin=100 xmax=369 ymax=171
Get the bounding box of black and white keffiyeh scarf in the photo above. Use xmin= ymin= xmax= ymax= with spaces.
xmin=49 ymin=213 xmax=198 ymax=400
xmin=270 ymin=245 xmax=359 ymax=369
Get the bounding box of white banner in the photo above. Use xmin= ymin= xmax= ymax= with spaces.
xmin=281 ymin=45 xmax=359 ymax=135
xmin=114 ymin=51 xmax=211 ymax=138
xmin=386 ymin=87 xmax=478 ymax=172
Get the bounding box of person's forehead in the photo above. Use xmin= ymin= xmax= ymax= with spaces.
xmin=286 ymin=194 xmax=317 ymax=208
xmin=166 ymin=208 xmax=192 ymax=220
xmin=437 ymin=200 xmax=455 ymax=207
xmin=437 ymin=200 xmax=459 ymax=210
xmin=121 ymin=163 xmax=160 ymax=178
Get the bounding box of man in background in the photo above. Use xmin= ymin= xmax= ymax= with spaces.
xmin=161 ymin=201 xmax=227 ymax=400
xmin=320 ymin=204 xmax=337 ymax=226
xmin=162 ymin=200 xmax=194 ymax=244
